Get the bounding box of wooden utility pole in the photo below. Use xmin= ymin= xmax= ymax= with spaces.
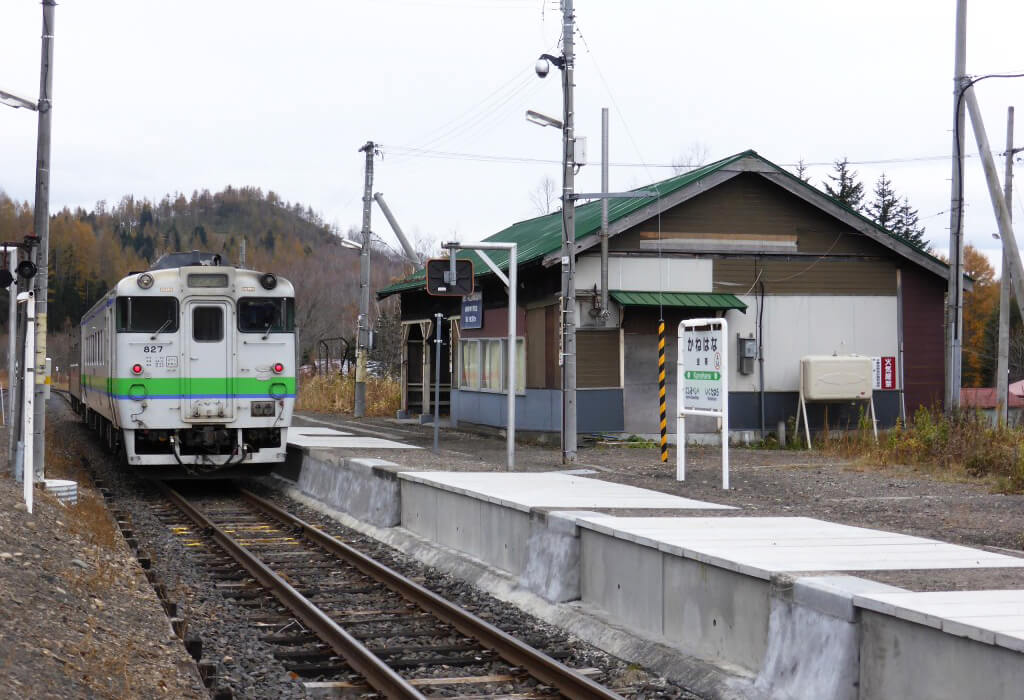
xmin=355 ymin=141 xmax=376 ymax=418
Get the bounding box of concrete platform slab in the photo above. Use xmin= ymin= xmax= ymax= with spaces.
xmin=398 ymin=471 xmax=733 ymax=512
xmin=288 ymin=427 xmax=419 ymax=450
xmin=854 ymin=589 xmax=1024 ymax=653
xmin=576 ymin=516 xmax=1024 ymax=579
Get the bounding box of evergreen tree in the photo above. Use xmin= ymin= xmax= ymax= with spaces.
xmin=795 ymin=158 xmax=811 ymax=183
xmin=824 ymin=158 xmax=865 ymax=211
xmin=868 ymin=173 xmax=899 ymax=231
xmin=892 ymin=197 xmax=928 ymax=250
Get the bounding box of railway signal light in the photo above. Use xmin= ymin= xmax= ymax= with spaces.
xmin=0 ymin=270 xmax=13 ymax=288
xmin=16 ymin=260 xmax=36 ymax=279
xmin=426 ymin=258 xmax=473 ymax=296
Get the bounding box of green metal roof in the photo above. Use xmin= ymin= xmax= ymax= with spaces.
xmin=610 ymin=290 xmax=748 ymax=312
xmin=378 ymin=149 xmax=945 ymax=298
xmin=378 ymin=151 xmax=753 ymax=297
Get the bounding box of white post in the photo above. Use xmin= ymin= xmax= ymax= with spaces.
xmin=507 ymin=244 xmax=517 ymax=470
xmin=18 ymin=290 xmax=35 ymax=513
xmin=442 ymin=241 xmax=518 ymax=470
xmin=676 ymin=330 xmax=686 ymax=481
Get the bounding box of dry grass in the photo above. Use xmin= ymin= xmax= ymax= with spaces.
xmin=296 ymin=374 xmax=401 ymax=417
xmin=45 ymin=431 xmax=120 ymax=550
xmin=825 ymin=406 xmax=1024 ymax=493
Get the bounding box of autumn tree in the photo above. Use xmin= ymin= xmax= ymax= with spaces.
xmin=823 ymin=158 xmax=865 ymax=211
xmin=962 ymin=244 xmax=999 ymax=387
xmin=528 ymin=176 xmax=558 ymax=216
xmin=670 ymin=142 xmax=710 ymax=175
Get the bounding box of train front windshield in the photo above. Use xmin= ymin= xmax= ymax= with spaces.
xmin=237 ymin=298 xmax=294 ymax=333
xmin=116 ymin=297 xmax=179 ymax=333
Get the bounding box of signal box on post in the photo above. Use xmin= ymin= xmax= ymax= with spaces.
xmin=426 ymin=258 xmax=474 ymax=296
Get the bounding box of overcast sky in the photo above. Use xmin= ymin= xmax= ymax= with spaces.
xmin=2 ymin=1 xmax=1023 ymax=273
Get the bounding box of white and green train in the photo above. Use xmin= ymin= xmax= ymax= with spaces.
xmin=69 ymin=251 xmax=296 ymax=473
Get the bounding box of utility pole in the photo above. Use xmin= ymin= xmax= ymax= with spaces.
xmin=355 ymin=141 xmax=377 ymax=418
xmin=598 ymin=107 xmax=609 ymax=325
xmin=997 ymin=107 xmax=1018 ymax=424
xmin=31 ymin=1 xmax=55 ymax=481
xmin=560 ymin=0 xmax=577 ymax=462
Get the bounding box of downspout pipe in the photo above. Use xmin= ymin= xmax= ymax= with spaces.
xmin=759 ymin=281 xmax=766 ymax=440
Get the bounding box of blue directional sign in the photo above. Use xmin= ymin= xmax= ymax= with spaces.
xmin=461 ymin=292 xmax=483 ymax=329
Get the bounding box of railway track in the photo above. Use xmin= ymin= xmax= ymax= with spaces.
xmin=155 ymin=481 xmax=624 ymax=698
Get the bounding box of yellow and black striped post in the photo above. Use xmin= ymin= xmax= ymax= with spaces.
xmin=658 ymin=319 xmax=668 ymax=462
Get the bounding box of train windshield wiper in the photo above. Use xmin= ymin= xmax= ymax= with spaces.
xmin=261 ymin=306 xmax=280 ymax=340
xmin=150 ymin=318 xmax=173 ymax=340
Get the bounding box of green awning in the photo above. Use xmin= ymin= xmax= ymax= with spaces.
xmin=610 ymin=290 xmax=747 ymax=313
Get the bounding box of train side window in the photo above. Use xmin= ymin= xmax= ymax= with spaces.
xmin=116 ymin=297 xmax=179 ymax=333
xmin=193 ymin=306 xmax=223 ymax=342
xmin=238 ymin=298 xmax=295 ymax=333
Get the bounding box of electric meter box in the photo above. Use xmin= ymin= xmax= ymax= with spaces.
xmin=801 ymin=355 xmax=873 ymax=400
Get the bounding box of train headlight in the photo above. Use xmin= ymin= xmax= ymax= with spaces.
xmin=272 ymin=362 xmax=284 ymax=374
xmin=132 ymin=363 xmax=143 ymax=375
xmin=137 ymin=273 xmax=154 ymax=289
xmin=259 ymin=272 xmax=277 ymax=290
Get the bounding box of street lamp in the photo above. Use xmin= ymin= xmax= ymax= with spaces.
xmin=0 ymin=88 xmax=38 ymax=111
xmin=527 ymin=0 xmax=577 ymax=463
xmin=525 ymin=110 xmax=562 ymax=130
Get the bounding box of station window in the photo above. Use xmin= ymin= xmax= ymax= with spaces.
xmin=193 ymin=306 xmax=224 ymax=342
xmin=458 ymin=338 xmax=524 ymax=393
xmin=116 ymin=297 xmax=178 ymax=333
xmin=238 ymin=298 xmax=295 ymax=333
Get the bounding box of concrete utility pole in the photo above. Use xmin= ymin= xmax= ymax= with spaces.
xmin=31 ymin=1 xmax=55 ymax=480
xmin=997 ymin=107 xmax=1018 ymax=424
xmin=355 ymin=141 xmax=377 ymax=418
xmin=945 ymin=0 xmax=967 ymax=412
xmin=560 ymin=0 xmax=577 ymax=462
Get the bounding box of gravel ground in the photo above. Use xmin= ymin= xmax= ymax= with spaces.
xmin=11 ymin=398 xmax=697 ymax=698
xmin=4 ymin=398 xmax=1022 ymax=698
xmin=0 ymin=410 xmax=204 ymax=698
xmin=293 ymin=412 xmax=1024 ymax=592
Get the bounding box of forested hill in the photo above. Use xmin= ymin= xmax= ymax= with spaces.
xmin=0 ymin=186 xmax=411 ymax=361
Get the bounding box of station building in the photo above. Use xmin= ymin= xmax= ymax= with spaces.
xmin=377 ymin=150 xmax=954 ymax=441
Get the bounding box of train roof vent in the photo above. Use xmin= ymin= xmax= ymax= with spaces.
xmin=149 ymin=251 xmax=226 ymax=270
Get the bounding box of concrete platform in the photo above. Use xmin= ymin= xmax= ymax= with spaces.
xmin=853 ymin=590 xmax=1024 ymax=699
xmin=576 ymin=516 xmax=1024 ymax=578
xmin=400 ymin=471 xmax=735 ymax=511
xmin=287 ymin=427 xmax=419 ymax=450
xmin=854 ymin=589 xmax=1024 ymax=652
xmin=283 ymin=448 xmax=1024 ymax=700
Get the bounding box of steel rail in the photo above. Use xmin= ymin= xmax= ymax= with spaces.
xmin=240 ymin=488 xmax=623 ymax=700
xmin=156 ymin=483 xmax=425 ymax=699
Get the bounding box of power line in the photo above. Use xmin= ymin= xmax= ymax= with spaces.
xmin=379 ymin=143 xmax=995 ymax=169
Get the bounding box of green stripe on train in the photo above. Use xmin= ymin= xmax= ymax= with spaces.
xmin=81 ymin=375 xmax=296 ymax=396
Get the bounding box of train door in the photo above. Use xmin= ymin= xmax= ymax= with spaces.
xmin=183 ymin=299 xmax=235 ymax=420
